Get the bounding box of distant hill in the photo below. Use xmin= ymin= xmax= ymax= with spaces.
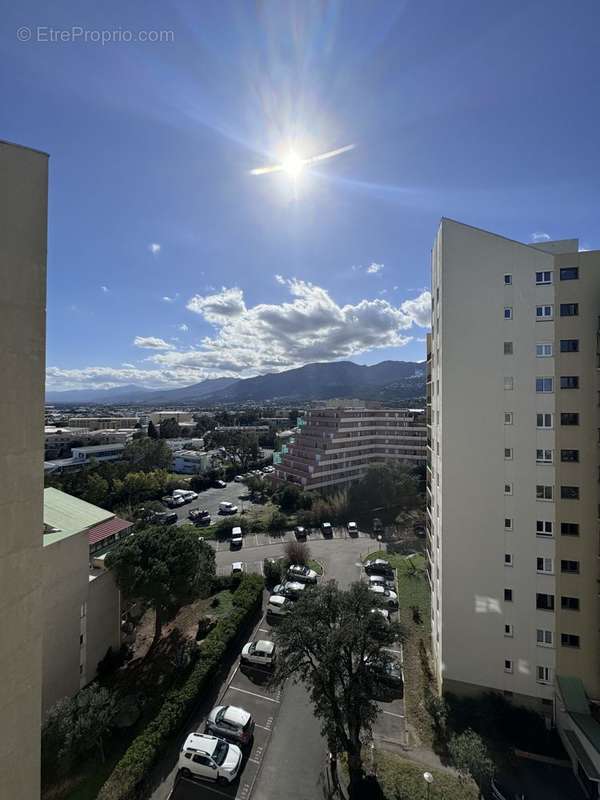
xmin=46 ymin=361 xmax=426 ymax=406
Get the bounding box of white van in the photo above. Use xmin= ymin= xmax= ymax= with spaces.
xmin=230 ymin=526 xmax=243 ymax=549
xmin=173 ymin=489 xmax=198 ymax=502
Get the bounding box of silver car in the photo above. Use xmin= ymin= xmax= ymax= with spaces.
xmin=205 ymin=705 xmax=255 ymax=746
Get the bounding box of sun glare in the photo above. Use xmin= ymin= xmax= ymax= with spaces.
xmin=281 ymin=150 xmax=304 ymax=179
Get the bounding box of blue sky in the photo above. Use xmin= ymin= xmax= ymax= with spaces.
xmin=2 ymin=0 xmax=600 ymax=390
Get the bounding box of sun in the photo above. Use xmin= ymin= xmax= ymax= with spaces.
xmin=281 ymin=150 xmax=304 ymax=179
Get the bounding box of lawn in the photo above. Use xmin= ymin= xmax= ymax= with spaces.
xmin=308 ymin=558 xmax=324 ymax=576
xmin=363 ymin=550 xmax=434 ymax=746
xmin=372 ymin=750 xmax=478 ymax=800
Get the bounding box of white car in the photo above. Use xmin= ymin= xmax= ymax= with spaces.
xmin=230 ymin=527 xmax=243 ymax=549
xmin=287 ymin=564 xmax=318 ymax=584
xmin=241 ymin=639 xmax=276 ymax=668
xmin=347 ymin=521 xmax=358 ymax=535
xmin=219 ymin=501 xmax=239 ymax=515
xmin=266 ymin=595 xmax=293 ymax=616
xmin=368 ymin=584 xmax=399 ymax=608
xmin=368 ymin=574 xmax=395 ymax=591
xmin=173 ymin=489 xmax=198 ymax=501
xmin=178 ymin=732 xmax=242 ymax=784
xmin=233 ymin=475 xmax=245 ymax=483
xmin=272 ymin=580 xmax=305 ymax=600
xmin=231 ymin=561 xmax=244 ymax=576
xmin=205 ymin=705 xmax=255 ymax=745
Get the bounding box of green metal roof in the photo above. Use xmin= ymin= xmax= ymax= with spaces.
xmin=43 ymin=488 xmax=113 ymax=546
xmin=557 ymin=675 xmax=590 ymax=716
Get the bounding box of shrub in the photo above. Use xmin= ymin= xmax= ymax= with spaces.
xmin=448 ymin=728 xmax=494 ymax=788
xmin=284 ymin=540 xmax=311 ymax=566
xmin=263 ymin=558 xmax=283 ymax=587
xmin=97 ymin=574 xmax=264 ymax=800
xmin=267 ymin=509 xmax=289 ymax=533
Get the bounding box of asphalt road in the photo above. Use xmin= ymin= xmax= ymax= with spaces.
xmin=173 ymin=481 xmax=261 ymax=527
xmin=151 ymin=534 xmax=405 ymax=800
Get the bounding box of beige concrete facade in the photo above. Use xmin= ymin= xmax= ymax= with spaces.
xmin=427 ymin=218 xmax=600 ymax=712
xmin=0 ymin=141 xmax=48 ymax=799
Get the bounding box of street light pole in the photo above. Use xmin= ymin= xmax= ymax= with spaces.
xmin=423 ymin=771 xmax=434 ymax=800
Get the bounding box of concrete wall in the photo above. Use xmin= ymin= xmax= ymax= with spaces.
xmin=0 ymin=140 xmax=48 ymax=799
xmin=86 ymin=571 xmax=121 ymax=681
xmin=42 ymin=532 xmax=89 ymax=716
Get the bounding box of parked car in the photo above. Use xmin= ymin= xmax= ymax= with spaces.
xmin=219 ymin=501 xmax=239 ymax=515
xmin=195 ymin=515 xmax=212 ymax=527
xmin=266 ymin=594 xmax=293 ymax=616
xmin=365 ymin=656 xmax=403 ymax=695
xmin=370 ymin=607 xmax=390 ymax=624
xmin=368 ymin=574 xmax=395 ymax=591
xmin=173 ymin=489 xmax=198 ymax=503
xmin=163 ymin=495 xmax=185 ymax=508
xmin=230 ymin=527 xmax=243 ymax=549
xmin=189 ymin=508 xmax=210 ymax=522
xmin=272 ymin=580 xmax=305 ymax=600
xmin=287 ymin=564 xmax=318 ymax=584
xmin=368 ymin=584 xmax=399 ymax=609
xmin=347 ymin=521 xmax=359 ymax=536
xmin=372 ymin=518 xmax=384 ymax=535
xmin=214 ymin=480 xmax=227 ymax=488
xmin=231 ymin=561 xmax=244 ymax=576
xmin=153 ymin=511 xmax=178 ymax=525
xmin=363 ymin=558 xmax=394 ymax=578
xmin=205 ymin=705 xmax=255 ymax=745
xmin=178 ymin=733 xmax=242 ymax=784
xmin=241 ymin=639 xmax=276 ymax=668
xmin=294 ymin=525 xmax=307 ymax=540
xmin=233 ymin=475 xmax=245 ymax=483
xmin=321 ymin=521 xmax=333 ymax=537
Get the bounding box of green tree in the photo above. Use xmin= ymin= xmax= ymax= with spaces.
xmin=208 ymin=430 xmax=261 ymax=472
xmin=80 ymin=472 xmax=109 ymax=507
xmin=159 ymin=417 xmax=181 ymax=439
xmin=348 ymin=464 xmax=419 ymax=520
xmin=147 ymin=420 xmax=159 ymax=440
xmin=448 ymin=728 xmax=494 ymax=788
xmin=106 ymin=525 xmax=215 ymax=645
xmin=42 ymin=684 xmax=117 ymax=779
xmin=273 ymin=582 xmax=406 ymax=794
xmin=123 ymin=438 xmax=172 ymax=471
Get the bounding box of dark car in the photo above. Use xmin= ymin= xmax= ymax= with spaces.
xmin=189 ymin=508 xmax=210 ymax=522
xmin=321 ymin=522 xmax=333 ymax=537
xmin=363 ymin=558 xmax=394 ymax=578
xmin=294 ymin=526 xmax=307 ymax=540
xmin=371 ymin=657 xmax=404 ymax=698
xmin=214 ymin=480 xmax=227 ymax=488
xmin=153 ymin=511 xmax=178 ymax=525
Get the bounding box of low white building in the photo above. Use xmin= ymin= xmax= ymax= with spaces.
xmin=172 ymin=449 xmax=214 ymax=474
xmin=44 ymin=442 xmax=126 ymax=473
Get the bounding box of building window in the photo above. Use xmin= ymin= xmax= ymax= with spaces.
xmin=504 ymin=377 xmax=514 ymax=390
xmin=504 ymin=483 xmax=513 ymax=495
xmin=561 ymin=559 xmax=580 ymax=574
xmin=560 ymin=522 xmax=579 ymax=536
xmin=536 ymin=343 xmax=553 ymax=357
xmin=536 ymin=593 xmax=554 ymax=611
xmin=535 ymin=271 xmax=552 ymax=285
xmin=561 ymin=633 xmax=580 ymax=648
xmin=537 ymin=629 xmax=553 ymax=647
xmin=536 ymin=377 xmax=553 ymax=393
xmin=536 ymin=305 xmax=553 ymax=320
xmin=560 ymin=449 xmax=579 ymax=463
xmin=504 ymin=447 xmax=513 ymax=460
xmin=560 ymin=339 xmax=579 ymax=353
xmin=504 ymin=412 xmax=513 ymax=425
xmin=536 ymin=413 xmax=553 ymax=429
xmin=536 ymin=520 xmax=553 ymax=536
xmin=561 ymin=596 xmax=580 ymax=610
xmin=536 ymin=449 xmax=553 ymax=464
xmin=561 ymin=486 xmax=580 ymax=500
xmin=504 ymin=623 xmax=513 ymax=637
xmin=504 ymin=274 xmax=512 ymax=285
xmin=560 ymin=267 xmax=579 ymax=281
xmin=560 ymin=412 xmax=579 ymax=426
xmin=504 ymin=518 xmax=513 ymax=530
xmin=504 ymin=341 xmax=514 ymax=355
xmin=505 ymin=553 xmax=513 ymax=566
xmin=504 ymin=659 xmax=513 ymax=673
xmin=537 ymin=666 xmax=552 ymax=684
xmin=536 ymin=557 xmax=553 ymax=574
xmin=560 ymin=303 xmax=579 ymax=317
xmin=560 ymin=376 xmax=579 ymax=389
xmin=504 ymin=307 xmax=513 ymax=320
xmin=536 ymin=485 xmax=553 ymax=501
xmin=504 ymin=588 xmax=513 ymax=602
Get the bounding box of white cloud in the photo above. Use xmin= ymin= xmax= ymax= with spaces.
xmin=162 ymin=295 xmax=178 ymax=303
xmin=149 ymin=242 xmax=161 ymax=254
xmin=366 ymin=262 xmax=384 ymax=274
xmin=186 ymin=287 xmax=246 ymax=324
xmin=101 ymin=285 xmax=109 ymax=293
xmin=531 ymin=231 xmax=551 ymax=242
xmin=400 ymin=292 xmax=431 ymax=328
xmin=178 ymin=323 xmax=189 ymax=332
xmin=274 ymin=274 xmax=286 ymax=285
xmin=121 ymin=362 xmax=136 ymax=368
xmin=46 ymin=364 xmax=231 ymax=391
xmin=133 ymin=336 xmax=175 ymax=350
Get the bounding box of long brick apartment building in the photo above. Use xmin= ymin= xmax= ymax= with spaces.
xmin=274 ymin=406 xmax=426 ymax=491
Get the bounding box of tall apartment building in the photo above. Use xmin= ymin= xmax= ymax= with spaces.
xmin=0 ymin=141 xmax=48 ymax=798
xmin=428 ymin=219 xmax=600 ymax=790
xmin=275 ymin=406 xmax=426 ymax=490
xmin=68 ymin=416 xmax=138 ymax=430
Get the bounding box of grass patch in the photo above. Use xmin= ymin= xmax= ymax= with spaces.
xmin=374 ymin=750 xmax=478 ymax=800
xmin=308 ymin=559 xmax=324 ymax=576
xmin=363 ymin=550 xmax=434 ymax=747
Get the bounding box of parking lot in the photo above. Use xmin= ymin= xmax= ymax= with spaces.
xmin=152 ymin=535 xmax=406 ymax=800
xmin=173 ymin=482 xmax=261 ymax=527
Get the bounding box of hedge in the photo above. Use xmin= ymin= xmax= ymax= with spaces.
xmin=97 ymin=574 xmax=264 ymax=800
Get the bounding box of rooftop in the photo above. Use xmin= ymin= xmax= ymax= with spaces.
xmin=44 ymin=488 xmax=113 ymax=544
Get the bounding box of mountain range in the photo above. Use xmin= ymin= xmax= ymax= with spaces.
xmin=46 ymin=360 xmax=426 ymax=406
